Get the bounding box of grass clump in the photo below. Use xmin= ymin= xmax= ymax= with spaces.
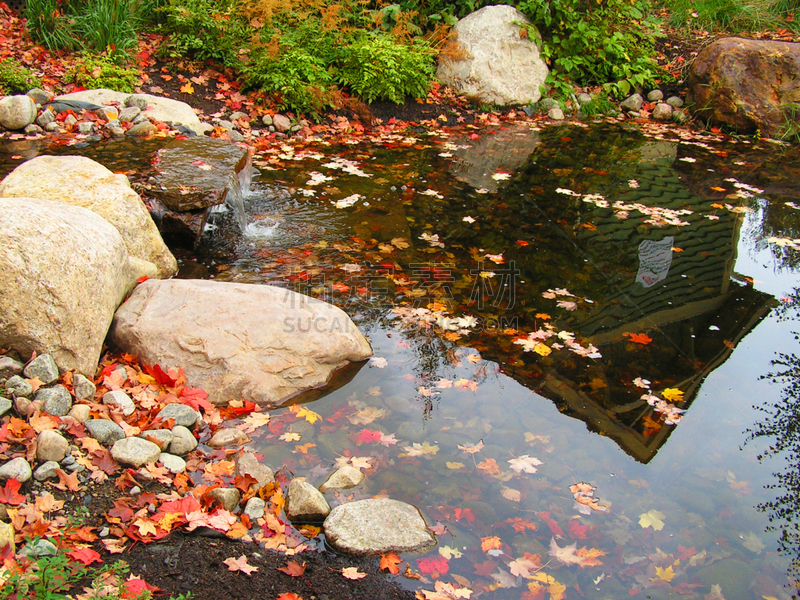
xmin=0 ymin=59 xmax=42 ymax=95
xmin=65 ymin=54 xmax=141 ymax=92
xmin=662 ymin=0 xmax=799 ymax=32
xmin=24 ymin=0 xmax=152 ymax=59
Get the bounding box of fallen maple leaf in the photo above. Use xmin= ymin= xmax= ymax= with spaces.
xmin=548 ymin=538 xmax=584 ymax=566
xmin=381 ymin=552 xmax=403 ymax=574
xmin=68 ymin=547 xmax=103 ymax=566
xmin=224 ymin=555 xmax=258 ymax=575
xmin=638 ymin=509 xmax=666 ymax=531
xmin=276 ymin=594 xmax=304 ymax=600
xmin=0 ymin=478 xmax=25 ymax=505
xmin=661 ymin=388 xmax=684 ymax=402
xmin=278 ymin=560 xmax=307 ymax=577
xmin=625 ymin=332 xmax=653 ymax=345
xmin=481 ymin=536 xmax=502 ymax=552
xmin=508 ymin=455 xmax=542 ymax=474
xmin=341 ymin=567 xmax=367 ymax=580
xmin=53 ymin=469 xmax=81 ymax=492
xmin=652 ymin=565 xmax=675 ymax=582
xmin=180 ymin=82 xmax=195 ymax=94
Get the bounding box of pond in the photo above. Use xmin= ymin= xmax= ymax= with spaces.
xmin=10 ymin=118 xmax=800 ymax=599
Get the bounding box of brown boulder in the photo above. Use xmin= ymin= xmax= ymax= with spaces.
xmin=687 ymin=37 xmax=800 ymax=136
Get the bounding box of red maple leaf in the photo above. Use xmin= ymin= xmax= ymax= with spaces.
xmin=568 ymin=520 xmax=589 ymax=540
xmin=68 ymin=547 xmax=103 ymax=565
xmin=453 ymin=508 xmax=475 ymax=523
xmin=181 ymin=386 xmax=212 ymax=412
xmin=122 ymin=577 xmax=159 ymax=598
xmin=142 ymin=363 xmax=178 ymax=387
xmin=355 ymin=429 xmax=382 ymax=444
xmin=0 ymin=478 xmax=25 ymax=505
xmin=417 ymin=555 xmax=449 ymax=576
xmin=538 ymin=511 xmax=564 ymax=536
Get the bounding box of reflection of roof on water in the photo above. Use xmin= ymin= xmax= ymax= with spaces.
xmin=515 ymin=156 xmax=776 ymax=462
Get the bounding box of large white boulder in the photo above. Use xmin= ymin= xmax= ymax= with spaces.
xmin=55 ymin=89 xmax=204 ymax=135
xmin=436 ymin=5 xmax=549 ymax=106
xmin=0 ymin=197 xmax=135 ymax=375
xmin=0 ymin=95 xmax=37 ymax=130
xmin=0 ymin=156 xmax=177 ymax=278
xmin=108 ymin=279 xmax=373 ymax=407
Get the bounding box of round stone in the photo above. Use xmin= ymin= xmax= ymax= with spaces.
xmin=169 ymin=425 xmax=198 ymax=456
xmin=23 ymin=353 xmax=59 ymax=384
xmin=111 ymin=437 xmax=161 ymax=468
xmin=85 ymin=419 xmax=126 ymax=445
xmin=156 ymin=403 xmax=200 ymax=428
xmin=0 ymin=457 xmax=32 ymax=482
xmin=158 ymin=452 xmax=186 ymax=473
xmin=319 ymin=465 xmax=365 ymax=492
xmin=103 ymin=390 xmax=135 ymax=416
xmin=36 ymin=429 xmax=68 ymax=462
xmin=37 ymin=385 xmax=72 ymax=416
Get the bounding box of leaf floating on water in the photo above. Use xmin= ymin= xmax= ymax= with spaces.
xmin=638 ymin=509 xmax=666 ymax=531
xmin=661 ymin=388 xmax=684 ymax=402
xmin=380 ymin=552 xmax=403 ymax=574
xmin=439 ymin=545 xmax=463 ymax=559
xmin=508 ymin=455 xmax=543 ymax=474
xmin=651 ymin=565 xmax=675 ymax=582
xmin=741 ymin=531 xmax=766 ymax=554
xmin=624 ymin=332 xmax=653 ymax=345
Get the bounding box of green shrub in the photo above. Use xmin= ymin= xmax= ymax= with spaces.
xmin=73 ymin=0 xmax=142 ymax=58
xmin=0 ymin=59 xmax=42 ymax=94
xmin=336 ymin=33 xmax=436 ymax=103
xmin=66 ymin=54 xmax=141 ymax=92
xmin=517 ymin=0 xmax=664 ymax=96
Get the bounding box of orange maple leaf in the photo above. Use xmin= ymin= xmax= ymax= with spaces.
xmin=380 ymin=552 xmax=403 ymax=574
xmin=481 ymin=535 xmax=502 ymax=552
xmin=624 ymin=332 xmax=653 ymax=345
xmin=278 ymin=560 xmax=306 ymax=577
xmin=180 ymin=82 xmax=195 ymax=94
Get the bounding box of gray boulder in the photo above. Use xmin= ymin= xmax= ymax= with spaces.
xmin=169 ymin=425 xmax=197 ymax=455
xmin=33 ymin=461 xmax=60 ymax=481
xmin=5 ymin=375 xmax=32 ymax=397
xmin=0 ymin=397 xmax=10 ymax=417
xmin=23 ymin=354 xmax=59 ymax=384
xmin=156 ymin=403 xmax=200 ymax=428
xmin=208 ymin=487 xmax=240 ymax=512
xmin=109 ymin=279 xmax=373 ymax=407
xmin=0 ymin=198 xmax=135 ymax=375
xmin=323 ymin=498 xmax=436 ymax=555
xmin=111 ymin=437 xmax=161 ymax=467
xmin=103 ymin=390 xmax=135 ymax=416
xmin=207 ymin=428 xmax=251 ymax=448
xmin=0 ymin=456 xmax=32 ymax=482
xmin=0 ymin=356 xmax=23 ymax=378
xmin=436 ymin=5 xmax=548 ymax=106
xmin=72 ymin=374 xmax=96 ymax=400
xmin=0 ymin=155 xmax=176 ymax=278
xmin=85 ymin=419 xmax=126 ymax=445
xmin=286 ymin=479 xmax=330 ymax=522
xmin=652 ymin=103 xmax=674 ymax=121
xmin=37 ymin=385 xmax=72 ymax=416
xmin=0 ymin=95 xmax=37 ymax=130
xmin=620 ymin=93 xmax=644 ymax=112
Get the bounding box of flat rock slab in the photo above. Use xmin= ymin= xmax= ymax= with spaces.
xmin=323 ymin=498 xmax=436 ymax=555
xmin=54 ymin=89 xmax=204 ymax=135
xmin=108 ymin=279 xmax=372 ymax=407
xmin=150 ymin=136 xmax=249 ymax=212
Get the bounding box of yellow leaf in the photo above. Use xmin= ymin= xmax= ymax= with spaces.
xmin=533 ymin=343 xmax=551 ymax=356
xmin=652 ymin=565 xmax=675 ymax=582
xmin=180 ymin=82 xmax=195 ymax=94
xmin=291 ymin=405 xmax=321 ymax=424
xmin=638 ymin=509 xmax=665 ymax=531
xmin=661 ymin=388 xmax=684 ymax=402
xmin=710 ymin=186 xmax=727 ymax=192
xmin=446 ymin=462 xmax=465 ymax=470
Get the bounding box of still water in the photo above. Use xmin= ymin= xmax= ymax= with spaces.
xmin=9 ymin=119 xmax=800 ymax=599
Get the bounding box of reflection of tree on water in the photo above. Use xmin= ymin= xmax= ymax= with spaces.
xmin=746 ymin=287 xmax=800 ymax=584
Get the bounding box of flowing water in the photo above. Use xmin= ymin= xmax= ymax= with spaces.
xmin=7 ymin=121 xmax=800 ymax=599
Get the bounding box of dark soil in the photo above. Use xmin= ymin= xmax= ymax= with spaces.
xmin=114 ymin=535 xmax=416 ymax=600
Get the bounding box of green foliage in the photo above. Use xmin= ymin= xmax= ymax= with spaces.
xmin=0 ymin=542 xmax=86 ymax=600
xmin=579 ymin=95 xmax=617 ymax=117
xmin=662 ymin=0 xmax=797 ymax=32
xmin=157 ymin=0 xmax=437 ymax=115
xmin=336 ymin=33 xmax=435 ymax=103
xmin=517 ymin=0 xmax=663 ymax=95
xmin=66 ymin=54 xmax=141 ymax=92
xmin=0 ymin=59 xmax=42 ymax=95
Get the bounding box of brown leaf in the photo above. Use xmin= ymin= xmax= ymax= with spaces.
xmin=278 ymin=561 xmax=306 ymax=577
xmin=53 ymin=468 xmax=81 ymax=491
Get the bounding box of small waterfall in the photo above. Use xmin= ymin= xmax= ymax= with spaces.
xmin=224 ymin=150 xmax=252 ymax=231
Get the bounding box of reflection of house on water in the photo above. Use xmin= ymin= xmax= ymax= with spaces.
xmin=519 ymin=141 xmax=776 ymax=463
